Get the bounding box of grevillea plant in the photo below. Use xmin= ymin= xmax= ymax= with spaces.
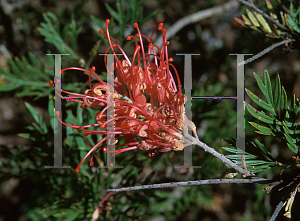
xmin=48 ymin=17 xmax=300 ymax=221
xmin=50 ymin=19 xmax=198 ymax=173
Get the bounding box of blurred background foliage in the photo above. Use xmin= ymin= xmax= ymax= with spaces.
xmin=0 ymin=0 xmax=299 ymax=220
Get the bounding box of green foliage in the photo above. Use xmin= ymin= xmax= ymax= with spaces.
xmin=0 ymin=53 xmax=53 ymax=98
xmin=235 ymin=0 xmax=300 ymax=39
xmin=2 ymin=100 xmax=115 ymax=220
xmin=18 ymin=102 xmax=49 ymax=140
xmin=38 ymin=12 xmax=81 ymax=59
xmin=246 ymin=70 xmax=300 ymax=154
xmin=0 ymin=53 xmax=86 ymax=99
xmin=0 ymin=11 xmax=97 ymax=99
xmin=223 ymin=138 xmax=276 ymax=173
xmin=91 ymin=0 xmax=161 ymax=44
xmin=224 ymin=70 xmax=300 ymax=174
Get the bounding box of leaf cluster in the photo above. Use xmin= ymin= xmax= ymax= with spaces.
xmin=91 ymin=0 xmax=160 ymax=44
xmin=224 ymin=70 xmax=300 ymax=174
xmin=0 ymin=53 xmax=53 ymax=98
xmin=246 ymin=70 xmax=300 ymax=154
xmin=38 ymin=12 xmax=81 ymax=60
xmin=223 ymin=138 xmax=276 ymax=173
xmin=235 ymin=0 xmax=300 ymax=39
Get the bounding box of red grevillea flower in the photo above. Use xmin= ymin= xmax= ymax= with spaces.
xmin=50 ymin=19 xmax=197 ymax=172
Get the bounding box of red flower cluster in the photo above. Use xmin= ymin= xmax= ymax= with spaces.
xmin=51 ymin=19 xmax=194 ymax=172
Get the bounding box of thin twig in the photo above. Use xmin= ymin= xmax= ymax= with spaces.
xmin=153 ymin=1 xmax=239 ymax=48
xmin=238 ymin=0 xmax=288 ymax=31
xmin=184 ymin=134 xmax=253 ymax=176
xmin=270 ymin=201 xmax=284 ymax=221
xmin=107 ymin=178 xmax=269 ymax=192
xmin=275 ymin=0 xmax=290 ymax=15
xmin=106 ymin=133 xmax=272 ymax=193
xmin=237 ymin=39 xmax=294 ymax=66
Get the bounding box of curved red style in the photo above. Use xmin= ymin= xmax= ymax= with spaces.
xmin=50 ymin=19 xmax=189 ymax=172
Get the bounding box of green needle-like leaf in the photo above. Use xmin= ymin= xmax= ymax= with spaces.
xmin=263 ymin=70 xmax=274 ymax=106
xmin=253 ymin=139 xmax=274 ymax=161
xmin=38 ymin=12 xmax=79 ymax=59
xmin=249 ymin=122 xmax=274 ymax=135
xmin=105 ymin=3 xmax=121 ymax=22
xmin=0 ymin=82 xmax=24 ymax=91
xmin=284 ymin=134 xmax=297 ymax=153
xmin=273 ymin=74 xmax=281 ymax=115
xmin=287 ymin=14 xmax=300 ymax=33
xmin=253 ymin=72 xmax=271 ymax=105
xmin=245 ymin=88 xmax=275 ymax=115
xmin=246 ymin=103 xmax=274 ymax=124
xmin=223 ymin=138 xmax=276 ymax=173
xmin=280 ymin=86 xmax=288 ymax=118
xmin=48 ymin=97 xmax=55 ymax=131
xmin=24 ymin=102 xmax=48 ymax=134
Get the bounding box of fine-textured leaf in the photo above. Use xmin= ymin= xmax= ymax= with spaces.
xmin=287 ymin=143 xmax=297 ymax=154
xmin=249 ymin=122 xmax=274 ymax=135
xmin=246 ymin=9 xmax=260 ymax=27
xmin=7 ymin=58 xmax=22 ymax=78
xmin=255 ymin=12 xmax=272 ymax=33
xmin=223 ymin=138 xmax=276 ymax=173
xmin=18 ymin=133 xmax=36 ymax=141
xmin=282 ymin=120 xmax=297 ymax=134
xmin=0 ymin=53 xmax=56 ymax=98
xmin=287 ymin=14 xmax=300 ymax=33
xmin=253 ymin=72 xmax=270 ymax=105
xmin=105 ymin=3 xmax=121 ymax=22
xmin=76 ymin=137 xmax=86 ymax=150
xmin=226 ymin=154 xmax=257 ymax=160
xmin=38 ymin=12 xmax=78 ymax=59
xmin=263 ymin=70 xmax=274 ymax=106
xmin=48 ymin=97 xmax=55 ymax=131
xmin=253 ymin=139 xmax=274 ymax=161
xmin=273 ymin=74 xmax=281 ymax=115
xmin=245 ymin=88 xmax=275 ymax=115
xmin=290 ymin=3 xmax=296 ymax=17
xmin=235 ymin=160 xmax=274 ymax=166
xmin=280 ymin=86 xmax=288 ymax=118
xmin=245 ymin=103 xmax=274 ymax=124
xmin=0 ymin=82 xmax=24 ymax=91
xmin=28 ymin=52 xmax=37 ymax=66
xmin=222 ymin=146 xmax=246 ymax=154
xmin=284 ymin=134 xmax=298 ymax=153
xmin=24 ymin=102 xmax=48 ymax=134
xmin=290 ymin=94 xmax=300 ymax=115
